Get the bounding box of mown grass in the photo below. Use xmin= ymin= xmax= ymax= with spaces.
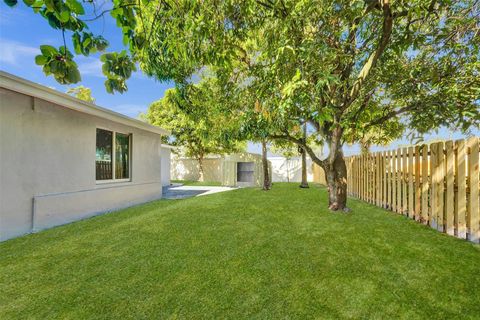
xmin=171 ymin=179 xmax=222 ymax=186
xmin=1 ymin=183 xmax=479 ymax=319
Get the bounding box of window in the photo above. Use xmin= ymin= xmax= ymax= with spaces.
xmin=96 ymin=129 xmax=113 ymax=180
xmin=96 ymin=128 xmax=131 ymax=182
xmin=115 ymin=132 xmax=130 ymax=179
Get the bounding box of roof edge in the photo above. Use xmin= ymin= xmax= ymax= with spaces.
xmin=0 ymin=71 xmax=170 ymax=136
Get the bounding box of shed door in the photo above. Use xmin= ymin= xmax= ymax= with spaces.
xmin=237 ymin=162 xmax=254 ymax=183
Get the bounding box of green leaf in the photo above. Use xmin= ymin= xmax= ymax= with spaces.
xmin=35 ymin=55 xmax=48 ymax=65
xmin=40 ymin=45 xmax=57 ymax=56
xmin=22 ymin=0 xmax=35 ymax=6
xmin=66 ymin=0 xmax=84 ymax=15
xmin=72 ymin=32 xmax=82 ymax=54
xmin=66 ymin=66 xmax=81 ymax=83
xmin=3 ymin=0 xmax=17 ymax=7
xmin=58 ymin=9 xmax=70 ymax=23
xmin=43 ymin=0 xmax=54 ymax=10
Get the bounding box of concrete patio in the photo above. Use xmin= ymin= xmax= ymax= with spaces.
xmin=162 ymin=184 xmax=237 ymax=199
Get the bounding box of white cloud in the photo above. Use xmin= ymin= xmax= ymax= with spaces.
xmin=0 ymin=10 xmax=25 ymax=26
xmin=0 ymin=38 xmax=39 ymax=66
xmin=77 ymin=56 xmax=103 ymax=78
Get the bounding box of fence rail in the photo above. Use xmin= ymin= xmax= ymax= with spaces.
xmin=345 ymin=137 xmax=480 ymax=243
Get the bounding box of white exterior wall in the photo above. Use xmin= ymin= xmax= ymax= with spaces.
xmin=160 ymin=146 xmax=171 ymax=186
xmin=269 ymin=156 xmax=314 ymax=183
xmin=0 ymin=87 xmax=164 ymax=241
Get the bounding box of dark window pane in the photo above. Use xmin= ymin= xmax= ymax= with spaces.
xmin=96 ymin=129 xmax=113 ymax=180
xmin=237 ymin=162 xmax=254 ymax=182
xmin=115 ymin=133 xmax=130 ymax=179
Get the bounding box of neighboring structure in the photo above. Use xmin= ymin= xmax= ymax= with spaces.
xmin=269 ymin=156 xmax=314 ymax=183
xmin=172 ymin=152 xmax=271 ymax=187
xmin=0 ymin=71 xmax=169 ymax=241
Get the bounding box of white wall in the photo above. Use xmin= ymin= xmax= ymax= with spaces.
xmin=269 ymin=156 xmax=313 ymax=183
xmin=160 ymin=147 xmax=171 ymax=186
xmin=0 ymin=87 xmax=163 ymax=240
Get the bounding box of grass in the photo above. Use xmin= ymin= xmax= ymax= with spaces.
xmin=1 ymin=183 xmax=479 ymax=319
xmin=171 ymin=179 xmax=222 ymax=186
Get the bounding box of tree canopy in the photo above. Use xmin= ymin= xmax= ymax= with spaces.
xmin=145 ymin=78 xmax=245 ymax=179
xmin=7 ymin=0 xmax=480 ymax=208
xmin=66 ymin=85 xmax=95 ymax=103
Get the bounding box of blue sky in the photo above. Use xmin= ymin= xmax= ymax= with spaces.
xmin=0 ymin=4 xmax=477 ymax=156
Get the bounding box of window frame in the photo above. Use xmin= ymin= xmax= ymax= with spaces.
xmin=96 ymin=127 xmax=132 ymax=184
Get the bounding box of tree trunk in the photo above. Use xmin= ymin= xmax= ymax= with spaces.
xmin=324 ymin=152 xmax=347 ymax=211
xmin=261 ymin=139 xmax=271 ymax=190
xmin=198 ymin=155 xmax=205 ymax=182
xmin=286 ymin=158 xmax=290 ymax=182
xmin=299 ymin=148 xmax=309 ymax=188
xmin=299 ymin=123 xmax=309 ymax=188
xmin=324 ymin=127 xmax=348 ymax=211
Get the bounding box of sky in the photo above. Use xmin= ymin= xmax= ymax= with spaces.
xmin=0 ymin=4 xmax=478 ymax=157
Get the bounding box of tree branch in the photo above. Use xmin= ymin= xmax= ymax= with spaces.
xmin=270 ymin=134 xmax=326 ymax=168
xmin=347 ymin=0 xmax=394 ymax=106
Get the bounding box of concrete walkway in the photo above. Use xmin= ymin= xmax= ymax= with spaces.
xmin=162 ymin=184 xmax=237 ymax=200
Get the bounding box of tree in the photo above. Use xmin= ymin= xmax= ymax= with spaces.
xmin=66 ymin=85 xmax=95 ymax=103
xmin=145 ymin=79 xmax=245 ymax=181
xmin=9 ymin=0 xmax=480 ymax=210
xmin=134 ymin=0 xmax=479 ymax=210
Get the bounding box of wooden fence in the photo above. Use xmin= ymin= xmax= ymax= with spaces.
xmin=345 ymin=137 xmax=479 ymax=243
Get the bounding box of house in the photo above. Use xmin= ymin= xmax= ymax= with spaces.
xmin=0 ymin=71 xmax=170 ymax=241
xmin=172 ymin=152 xmax=271 ymax=187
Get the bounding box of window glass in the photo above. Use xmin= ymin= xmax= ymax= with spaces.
xmin=115 ymin=133 xmax=130 ymax=179
xmin=96 ymin=129 xmax=113 ymax=180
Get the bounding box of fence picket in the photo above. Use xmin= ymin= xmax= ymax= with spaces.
xmin=402 ymin=148 xmax=408 ymax=215
xmin=456 ymin=140 xmax=467 ymax=239
xmin=396 ymin=149 xmax=402 ymax=214
xmin=421 ymin=144 xmax=429 ymax=224
xmin=408 ymin=146 xmax=414 ymax=219
xmin=392 ymin=150 xmax=397 ymax=213
xmin=414 ymin=145 xmax=421 ymax=221
xmin=445 ymin=141 xmax=455 ymax=235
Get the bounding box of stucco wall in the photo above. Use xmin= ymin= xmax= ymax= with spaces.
xmin=160 ymin=147 xmax=171 ymax=186
xmin=171 ymin=157 xmax=223 ymax=182
xmin=269 ymin=156 xmax=314 ymax=182
xmin=0 ymin=87 xmax=163 ymax=240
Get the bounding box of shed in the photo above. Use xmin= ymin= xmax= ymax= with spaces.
xmin=0 ymin=71 xmax=170 ymax=241
xmin=222 ymin=153 xmax=271 ymax=187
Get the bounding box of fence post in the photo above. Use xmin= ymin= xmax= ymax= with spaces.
xmin=467 ymin=137 xmax=479 ymax=243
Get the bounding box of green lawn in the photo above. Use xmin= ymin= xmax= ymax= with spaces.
xmin=1 ymin=184 xmax=479 ymax=319
xmin=172 ymin=179 xmax=222 ymax=186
